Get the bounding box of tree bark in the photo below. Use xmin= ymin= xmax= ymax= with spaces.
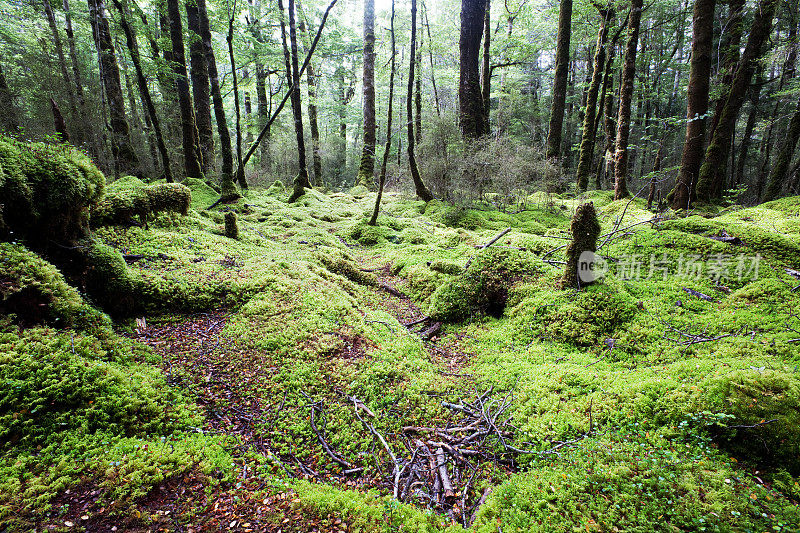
xmin=696 ymin=0 xmax=777 ymax=202
xmin=545 ymin=0 xmax=572 ymax=158
xmin=576 ymin=6 xmax=612 ymax=190
xmin=735 ymin=74 xmax=763 ymax=189
xmin=671 ymin=0 xmax=715 ymax=210
xmin=297 ymin=3 xmax=322 ymax=184
xmin=0 ymin=62 xmax=19 ymax=133
xmin=43 ymin=0 xmax=79 ymax=140
xmin=459 ymin=0 xmax=487 ymax=137
xmin=598 ymin=40 xmax=617 ymax=188
xmin=285 ymin=0 xmax=311 ymax=201
xmin=422 ymin=0 xmax=440 ymax=116
xmin=166 ymin=0 xmax=203 ymax=179
xmin=89 ymin=0 xmax=140 ymax=176
xmin=707 ymin=0 xmax=745 ymax=141
xmin=613 ymin=0 xmax=643 ymax=200
xmin=480 ymin=0 xmax=490 ymax=132
xmin=186 ymin=0 xmax=214 ymax=173
xmin=369 ymin=0 xmax=397 ymax=225
xmin=197 ymin=0 xmax=237 ymax=199
xmin=764 ymin=92 xmax=800 ymax=201
xmin=356 ymin=0 xmax=376 ymax=187
xmin=415 ymin=35 xmax=422 ymax=144
xmin=111 ymin=0 xmax=173 ymax=182
xmin=408 ymin=0 xmax=433 ymax=201
xmin=226 ymin=4 xmax=247 ymax=189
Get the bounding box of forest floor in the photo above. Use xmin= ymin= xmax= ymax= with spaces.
xmin=4 ymin=179 xmax=800 ymax=532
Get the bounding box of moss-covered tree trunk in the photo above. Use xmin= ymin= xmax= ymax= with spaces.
xmin=545 ymin=0 xmax=572 ymax=158
xmin=186 ymin=0 xmax=214 ymax=174
xmin=285 ymin=0 xmax=311 ymax=201
xmin=369 ymin=0 xmax=396 ymax=226
xmin=356 ymin=0 xmax=376 ymax=187
xmin=415 ymin=38 xmax=423 ymax=144
xmin=735 ymin=72 xmax=763 ymax=188
xmin=197 ymin=0 xmax=237 ymax=199
xmin=459 ymin=0 xmax=487 ymax=138
xmin=671 ymin=0 xmax=715 ymax=210
xmin=695 ymin=0 xmax=777 ymax=203
xmin=561 ymin=202 xmax=601 ymax=289
xmin=706 ymin=0 xmax=745 ymax=142
xmin=166 ymin=0 xmax=203 ymax=180
xmin=111 ymin=0 xmax=173 ymax=183
xmin=597 ymin=39 xmax=616 ymax=189
xmin=480 ymin=0 xmax=490 ymax=133
xmin=612 ymin=0 xmax=643 ymax=200
xmin=297 ymin=5 xmax=322 ymax=185
xmin=89 ymin=0 xmax=140 ymax=177
xmin=408 ymin=0 xmax=433 ymax=202
xmin=576 ymin=7 xmax=611 ymax=191
xmin=43 ymin=0 xmax=79 ymax=141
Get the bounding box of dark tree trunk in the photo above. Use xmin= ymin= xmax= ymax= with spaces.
xmin=707 ymin=0 xmax=745 ymax=141
xmin=545 ymin=0 xmax=572 ymax=158
xmin=43 ymin=0 xmax=79 ymax=139
xmin=459 ymin=0 xmax=487 ymax=137
xmin=196 ymin=0 xmax=237 ymax=199
xmin=408 ymin=0 xmax=433 ymax=201
xmin=0 ymin=62 xmax=19 ymax=133
xmin=671 ymin=0 xmax=715 ymax=210
xmin=613 ymin=0 xmax=643 ymax=200
xmin=369 ymin=0 xmax=397 ymax=225
xmin=422 ymin=0 xmax=440 ymax=116
xmin=735 ymin=74 xmax=763 ymax=188
xmin=286 ymin=0 xmax=311 ymax=201
xmin=297 ymin=4 xmax=322 ymax=184
xmin=63 ymin=0 xmax=85 ymax=109
xmin=696 ymin=0 xmax=777 ymax=202
xmin=357 ymin=0 xmax=376 ymax=187
xmin=415 ymin=38 xmax=422 ymax=144
xmin=480 ymin=0 xmax=490 ymax=132
xmin=186 ymin=0 xmax=214 ymax=173
xmin=89 ymin=0 xmax=140 ymax=176
xmin=166 ymin=0 xmax=203 ymax=179
xmin=764 ymin=92 xmax=800 ymax=201
xmin=112 ymin=0 xmax=173 ymax=182
xmin=50 ymin=98 xmax=69 ymax=142
xmin=596 ymin=31 xmax=618 ymax=189
xmin=576 ymin=6 xmax=612 ymax=190
xmin=226 ymin=5 xmax=247 ymax=189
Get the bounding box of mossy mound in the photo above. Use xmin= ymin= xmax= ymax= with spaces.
xmin=0 ymin=136 xmax=105 ymax=245
xmin=349 ymin=221 xmax=389 ymax=246
xmin=82 ymin=241 xmax=136 ymax=316
xmin=0 ymin=243 xmax=109 ymax=330
xmin=428 ymin=248 xmax=547 ymax=321
xmin=91 ymin=182 xmax=191 ymax=227
xmin=317 ymin=250 xmax=378 ymax=287
xmin=0 ymin=328 xmax=196 ymax=449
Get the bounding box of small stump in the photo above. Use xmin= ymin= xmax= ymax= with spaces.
xmin=224 ymin=212 xmax=239 ymax=240
xmin=561 ymin=202 xmax=601 ymax=289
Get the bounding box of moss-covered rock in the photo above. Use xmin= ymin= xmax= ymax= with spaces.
xmin=0 ymin=136 xmax=105 ymax=245
xmin=224 ymin=211 xmax=239 ymax=240
xmin=428 ymin=248 xmax=546 ymax=321
xmin=317 ymin=250 xmax=377 ymax=287
xmin=91 ymin=182 xmax=191 ymax=227
xmin=0 ymin=243 xmax=109 ymax=329
xmin=82 ymin=241 xmax=136 ymax=316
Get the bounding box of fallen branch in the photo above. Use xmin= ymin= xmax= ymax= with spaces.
xmin=403 ymin=316 xmax=431 ymax=328
xmin=682 ymin=287 xmax=715 ymax=302
xmin=479 ymin=227 xmax=512 ymax=249
xmin=379 ymin=281 xmax=408 ymax=298
xmin=309 ymin=405 xmax=359 ymax=472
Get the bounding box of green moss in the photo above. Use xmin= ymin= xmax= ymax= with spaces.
xmin=224 ymin=211 xmax=239 ymax=240
xmin=429 ymin=259 xmax=462 ymax=275
xmin=429 ymin=248 xmax=548 ymax=321
xmin=82 ymin=240 xmax=136 ymax=316
xmin=317 ymin=250 xmax=377 ymax=287
xmin=0 ymin=243 xmax=109 ymax=329
xmin=349 ymin=222 xmax=389 ymax=246
xmin=91 ymin=182 xmax=191 ymax=227
xmin=0 ymin=136 xmax=105 ymax=245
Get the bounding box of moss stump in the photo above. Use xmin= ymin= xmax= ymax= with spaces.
xmin=561 ymin=202 xmax=602 ymax=289
xmin=224 ymin=212 xmax=239 ymax=240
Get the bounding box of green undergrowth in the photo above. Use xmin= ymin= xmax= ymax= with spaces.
xmin=3 ymin=172 xmax=800 ymax=530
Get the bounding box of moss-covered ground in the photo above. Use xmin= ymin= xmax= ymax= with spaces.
xmin=2 ymin=177 xmax=800 ymax=531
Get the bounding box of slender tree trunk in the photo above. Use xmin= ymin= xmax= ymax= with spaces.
xmin=43 ymin=0 xmax=79 ymax=140
xmin=63 ymin=0 xmax=85 ymax=110
xmin=197 ymin=0 xmax=237 ymax=199
xmin=166 ymin=0 xmax=202 ymax=179
xmin=187 ymin=0 xmax=213 ymax=173
xmin=480 ymin=0 xmax=490 ymax=132
xmin=707 ymin=0 xmax=745 ymax=141
xmin=459 ymin=0 xmax=487 ymax=137
xmin=422 ymin=0 xmax=440 ymax=116
xmin=297 ymin=4 xmax=322 ymax=184
xmin=408 ymin=0 xmax=433 ymax=201
xmin=696 ymin=0 xmax=778 ymax=202
xmin=735 ymin=75 xmax=763 ymax=188
xmin=369 ymin=0 xmax=396 ymax=225
xmin=545 ymin=0 xmax=572 ymax=158
xmin=576 ymin=7 xmax=612 ymax=190
xmin=50 ymin=98 xmax=69 ymax=142
xmin=227 ymin=4 xmax=247 ymax=189
xmin=613 ymin=0 xmax=643 ymax=200
xmin=670 ymin=0 xmax=715 ymax=210
xmin=764 ymin=92 xmax=800 ymax=201
xmin=356 ymin=0 xmax=376 ymax=187
xmin=89 ymin=0 xmax=140 ymax=176
xmin=415 ymin=38 xmax=422 ymax=144
xmin=598 ymin=41 xmax=617 ymax=188
xmin=0 ymin=62 xmax=19 ymax=133
xmin=285 ymin=0 xmax=311 ymax=201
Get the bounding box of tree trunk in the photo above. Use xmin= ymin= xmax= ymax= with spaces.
xmin=166 ymin=0 xmax=203 ymax=179
xmin=187 ymin=0 xmax=214 ymax=173
xmin=670 ymin=0 xmax=715 ymax=210
xmin=50 ymin=98 xmax=69 ymax=142
xmin=43 ymin=0 xmax=79 ymax=140
xmin=408 ymin=0 xmax=433 ymax=201
xmin=0 ymin=62 xmax=19 ymax=133
xmin=735 ymin=74 xmax=763 ymax=188
xmin=356 ymin=0 xmax=376 ymax=187
xmin=286 ymin=0 xmax=311 ymax=201
xmin=459 ymin=0 xmax=487 ymax=137
xmin=576 ymin=7 xmax=612 ymax=190
xmin=422 ymin=0 xmax=440 ymax=116
xmin=707 ymin=0 xmax=745 ymax=141
xmin=111 ymin=0 xmax=173 ymax=182
xmin=764 ymin=92 xmax=800 ymax=201
xmin=63 ymin=0 xmax=85 ymax=110
xmin=598 ymin=41 xmax=617 ymax=188
xmin=613 ymin=0 xmax=643 ymax=200
xmin=297 ymin=4 xmax=322 ymax=184
xmin=415 ymin=37 xmax=422 ymax=144
xmin=369 ymin=0 xmax=397 ymax=225
xmin=227 ymin=6 xmax=247 ymax=189
xmin=89 ymin=0 xmax=140 ymax=176
xmin=545 ymin=0 xmax=572 ymax=158
xmin=696 ymin=0 xmax=777 ymax=202
xmin=480 ymin=0 xmax=490 ymax=132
